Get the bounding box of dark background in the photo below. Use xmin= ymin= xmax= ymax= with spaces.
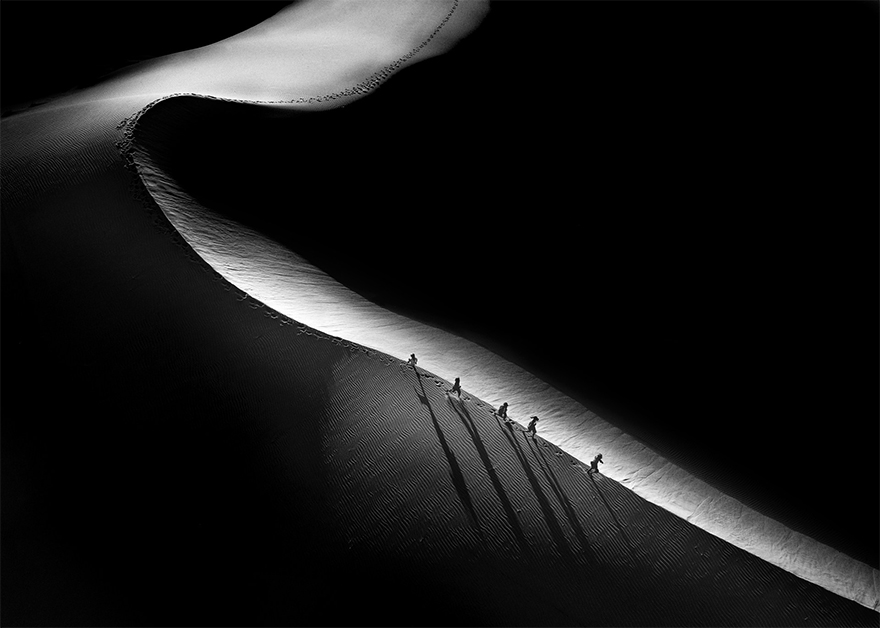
xmin=3 ymin=0 xmax=877 ymax=575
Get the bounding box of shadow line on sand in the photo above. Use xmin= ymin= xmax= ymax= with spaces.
xmin=588 ymin=472 xmax=634 ymax=553
xmin=467 ymin=406 xmax=573 ymax=557
xmin=446 ymin=397 xmax=529 ymax=553
xmin=503 ymin=426 xmax=570 ymax=557
xmin=413 ymin=371 xmax=482 ymax=538
xmin=529 ymin=439 xmax=594 ymax=558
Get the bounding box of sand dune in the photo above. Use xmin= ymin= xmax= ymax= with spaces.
xmin=125 ymin=91 xmax=879 ymax=614
xmin=2 ymin=1 xmax=877 ymax=625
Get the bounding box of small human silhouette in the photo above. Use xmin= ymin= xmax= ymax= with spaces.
xmin=406 ymin=353 xmax=418 ymax=368
xmin=527 ymin=416 xmax=539 ymax=437
xmin=448 ymin=377 xmax=462 ymax=397
xmin=588 ymin=453 xmax=604 ymax=474
xmin=497 ymin=402 xmax=509 ymax=420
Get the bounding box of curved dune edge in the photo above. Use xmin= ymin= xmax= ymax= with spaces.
xmin=44 ymin=0 xmax=486 ymax=114
xmin=121 ymin=92 xmax=880 ymax=614
xmin=101 ymin=2 xmax=880 ymax=610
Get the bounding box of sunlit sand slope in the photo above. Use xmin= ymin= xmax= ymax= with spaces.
xmin=57 ymin=0 xmax=487 ymax=108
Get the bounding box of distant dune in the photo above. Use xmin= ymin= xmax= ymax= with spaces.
xmin=2 ymin=1 xmax=877 ymax=625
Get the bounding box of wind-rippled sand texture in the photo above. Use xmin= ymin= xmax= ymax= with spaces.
xmin=308 ymin=346 xmax=876 ymax=626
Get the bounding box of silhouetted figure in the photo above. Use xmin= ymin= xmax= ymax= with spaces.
xmin=448 ymin=377 xmax=462 ymax=397
xmin=588 ymin=453 xmax=604 ymax=474
xmin=497 ymin=402 xmax=509 ymax=420
xmin=527 ymin=416 xmax=539 ymax=437
xmin=406 ymin=353 xmax=418 ymax=369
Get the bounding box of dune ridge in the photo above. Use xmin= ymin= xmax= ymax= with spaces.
xmin=122 ymin=91 xmax=880 ymax=614
xmin=46 ymin=0 xmax=487 ymax=112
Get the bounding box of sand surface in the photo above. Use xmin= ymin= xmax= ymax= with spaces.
xmin=3 ymin=1 xmax=877 ymax=625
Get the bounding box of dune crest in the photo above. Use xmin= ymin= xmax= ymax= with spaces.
xmin=103 ymin=0 xmax=877 ymax=612
xmin=58 ymin=0 xmax=487 ymax=109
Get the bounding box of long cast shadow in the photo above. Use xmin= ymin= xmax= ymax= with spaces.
xmin=529 ymin=439 xmax=593 ymax=556
xmin=447 ymin=398 xmax=528 ymax=553
xmin=413 ymin=373 xmax=482 ymax=537
xmin=487 ymin=410 xmax=571 ymax=557
xmin=588 ymin=472 xmax=634 ymax=553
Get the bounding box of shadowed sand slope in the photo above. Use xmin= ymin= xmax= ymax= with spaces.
xmin=314 ymin=352 xmax=878 ymax=627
